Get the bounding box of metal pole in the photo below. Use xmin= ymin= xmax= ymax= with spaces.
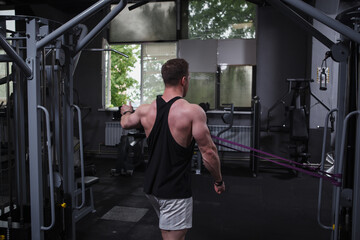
xmin=74 ymin=0 xmax=127 ymax=54
xmin=37 ymin=105 xmax=55 ymax=231
xmin=72 ymin=105 xmax=86 ymax=209
xmin=0 ymin=34 xmax=32 ymax=77
xmin=332 ymin=60 xmax=350 ymax=240
xmin=251 ymin=96 xmax=260 ymax=177
xmin=335 ymin=110 xmax=360 ymax=238
xmin=352 ymin=39 xmax=360 ymax=240
xmin=267 ymin=0 xmax=334 ymax=49
xmin=36 ymin=0 xmax=113 ymax=50
xmin=280 ymin=0 xmax=360 ymax=44
xmin=317 ymin=108 xmax=338 ymax=230
xmin=64 ymin=48 xmax=77 ymax=240
xmin=26 ymin=18 xmax=44 ymax=240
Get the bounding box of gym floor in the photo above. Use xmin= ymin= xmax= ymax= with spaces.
xmin=76 ymin=157 xmax=333 ymax=240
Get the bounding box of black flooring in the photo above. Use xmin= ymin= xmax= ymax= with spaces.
xmin=76 ymin=157 xmax=333 ymax=240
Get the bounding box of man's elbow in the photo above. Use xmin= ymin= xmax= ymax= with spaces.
xmin=120 ymin=120 xmax=131 ymax=129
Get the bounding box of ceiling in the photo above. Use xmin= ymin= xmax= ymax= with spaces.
xmin=0 ymin=0 xmax=99 ymax=14
xmin=0 ymin=0 xmax=357 ymax=16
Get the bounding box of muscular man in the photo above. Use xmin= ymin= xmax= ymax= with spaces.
xmin=121 ymin=58 xmax=225 ymax=240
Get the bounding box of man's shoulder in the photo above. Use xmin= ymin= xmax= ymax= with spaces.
xmin=175 ymin=99 xmax=204 ymax=116
xmin=137 ymin=101 xmax=156 ymax=114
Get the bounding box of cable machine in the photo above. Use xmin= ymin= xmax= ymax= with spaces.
xmin=265 ymin=1 xmax=360 ymax=239
xmin=0 ymin=1 xmax=128 ymax=239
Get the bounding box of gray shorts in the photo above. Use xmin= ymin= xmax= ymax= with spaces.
xmin=146 ymin=194 xmax=193 ymax=231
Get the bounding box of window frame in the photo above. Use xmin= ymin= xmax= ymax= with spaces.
xmin=102 ymin=41 xmax=178 ymax=109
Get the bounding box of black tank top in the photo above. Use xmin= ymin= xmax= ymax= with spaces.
xmin=144 ymin=95 xmax=195 ymax=199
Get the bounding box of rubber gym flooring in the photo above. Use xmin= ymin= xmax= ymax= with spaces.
xmin=76 ymin=157 xmax=333 ymax=240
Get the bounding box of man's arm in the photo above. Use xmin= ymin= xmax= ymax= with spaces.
xmin=191 ymin=105 xmax=225 ymax=194
xmin=120 ymin=103 xmax=142 ymax=129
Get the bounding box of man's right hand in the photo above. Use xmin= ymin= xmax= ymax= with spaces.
xmin=214 ymin=181 xmax=225 ymax=194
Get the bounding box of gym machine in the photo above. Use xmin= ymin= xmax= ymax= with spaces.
xmin=0 ymin=0 xmax=128 ymax=239
xmin=266 ymin=78 xmax=331 ymax=175
xmin=110 ymin=129 xmax=146 ymax=176
xmin=110 ymin=108 xmax=146 ymax=177
xmin=266 ymin=0 xmax=360 ymax=239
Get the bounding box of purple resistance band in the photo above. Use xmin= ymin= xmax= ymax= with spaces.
xmin=212 ymin=135 xmax=341 ymax=186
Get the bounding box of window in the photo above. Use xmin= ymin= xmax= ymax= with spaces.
xmin=0 ymin=10 xmax=15 ymax=105
xmin=185 ymin=65 xmax=255 ymax=110
xmin=109 ymin=2 xmax=176 ymax=43
xmin=187 ymin=0 xmax=256 ymax=40
xmin=103 ymin=42 xmax=177 ymax=109
xmin=0 ymin=57 xmax=12 ymax=105
xmin=142 ymin=43 xmax=177 ymax=104
xmin=185 ymin=72 xmax=216 ymax=108
xmin=219 ymin=65 xmax=254 ymax=108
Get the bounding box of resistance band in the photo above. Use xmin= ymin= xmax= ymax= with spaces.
xmin=212 ymin=135 xmax=341 ymax=186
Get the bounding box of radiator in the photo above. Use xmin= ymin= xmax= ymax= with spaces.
xmin=208 ymin=125 xmax=252 ymax=152
xmin=105 ymin=122 xmax=123 ymax=146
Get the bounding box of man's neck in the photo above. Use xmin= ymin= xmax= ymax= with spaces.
xmin=162 ymin=86 xmax=183 ymax=102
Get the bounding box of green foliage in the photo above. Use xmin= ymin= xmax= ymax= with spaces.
xmin=110 ymin=45 xmax=140 ymax=106
xmin=189 ymin=0 xmax=256 ymax=39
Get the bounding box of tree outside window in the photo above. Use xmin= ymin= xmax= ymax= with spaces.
xmin=108 ymin=44 xmax=140 ymax=107
xmin=188 ymin=0 xmax=256 ymax=39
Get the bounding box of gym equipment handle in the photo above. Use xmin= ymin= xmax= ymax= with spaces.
xmin=37 ymin=105 xmax=55 ymax=231
xmin=72 ymin=104 xmax=86 ymax=209
xmin=317 ymin=108 xmax=337 ymax=230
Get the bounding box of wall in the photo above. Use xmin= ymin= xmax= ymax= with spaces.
xmin=310 ymin=3 xmax=340 ymax=129
xmin=73 ymin=9 xmax=114 ymax=153
xmin=178 ymin=38 xmax=256 ymax=126
xmin=256 ymin=5 xmax=312 ymax=157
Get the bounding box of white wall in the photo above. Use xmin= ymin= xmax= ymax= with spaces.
xmin=178 ymin=38 xmax=257 ymax=72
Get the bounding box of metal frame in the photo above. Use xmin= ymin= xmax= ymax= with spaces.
xmin=265 ymin=1 xmax=360 ymax=239
xmin=0 ymin=1 xmax=128 ymax=239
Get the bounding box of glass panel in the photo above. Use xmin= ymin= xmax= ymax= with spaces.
xmin=109 ymin=2 xmax=176 ymax=43
xmin=142 ymin=42 xmax=177 ymax=104
xmin=0 ymin=10 xmax=14 ymax=105
xmin=188 ymin=0 xmax=256 ymax=40
xmin=220 ymin=65 xmax=253 ymax=108
xmin=185 ymin=72 xmax=215 ymax=108
xmin=0 ymin=51 xmax=12 ymax=105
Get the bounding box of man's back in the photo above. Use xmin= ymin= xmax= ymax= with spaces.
xmin=138 ymin=96 xmax=197 ymax=148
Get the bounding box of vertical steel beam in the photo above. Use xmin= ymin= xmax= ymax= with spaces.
xmin=13 ymin=35 xmax=28 ymax=208
xmin=332 ymin=59 xmax=349 ymax=240
xmin=352 ymin=41 xmax=360 ymax=240
xmin=26 ymin=18 xmax=44 ymax=240
xmin=60 ymin=43 xmax=76 ymax=239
